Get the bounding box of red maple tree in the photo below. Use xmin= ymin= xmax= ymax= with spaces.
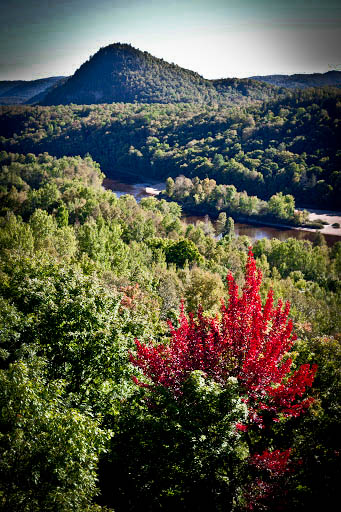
xmin=130 ymin=248 xmax=317 ymax=499
xmin=131 ymin=249 xmax=316 ymax=425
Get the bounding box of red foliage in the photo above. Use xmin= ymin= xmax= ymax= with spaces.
xmin=130 ymin=250 xmax=318 ymax=505
xmin=245 ymin=449 xmax=293 ymax=509
xmin=250 ymin=449 xmax=292 ymax=478
xmin=236 ymin=423 xmax=248 ymax=432
xmin=130 ymin=249 xmax=317 ymax=426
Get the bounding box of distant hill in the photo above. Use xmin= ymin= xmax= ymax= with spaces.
xmin=3 ymin=48 xmax=340 ymax=107
xmin=0 ymin=77 xmax=66 ymax=105
xmin=40 ymin=43 xmax=281 ymax=106
xmin=250 ymin=71 xmax=341 ymax=89
xmin=212 ymin=77 xmax=284 ymax=100
xmin=26 ymin=77 xmax=69 ymax=105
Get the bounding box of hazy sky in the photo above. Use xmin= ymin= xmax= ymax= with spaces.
xmin=0 ymin=0 xmax=340 ymax=80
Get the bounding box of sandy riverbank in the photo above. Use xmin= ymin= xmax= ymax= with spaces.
xmin=297 ymin=208 xmax=341 ymax=236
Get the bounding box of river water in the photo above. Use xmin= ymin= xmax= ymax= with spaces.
xmin=103 ymin=178 xmax=341 ymax=246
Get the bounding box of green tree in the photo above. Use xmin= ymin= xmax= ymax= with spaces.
xmin=0 ymin=359 xmax=108 ymax=512
xmin=216 ymin=212 xmax=227 ymax=235
xmin=101 ymin=372 xmax=247 ymax=511
xmin=165 ymin=239 xmax=202 ymax=267
xmin=165 ymin=176 xmax=175 ymax=197
xmin=56 ymin=203 xmax=69 ymax=227
xmin=268 ymin=192 xmax=295 ymax=221
xmin=226 ymin=216 xmax=235 ymax=237
xmin=182 ymin=266 xmax=225 ymax=314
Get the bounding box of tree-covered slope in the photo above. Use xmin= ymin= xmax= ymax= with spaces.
xmin=0 ymin=77 xmax=65 ymax=105
xmin=40 ymin=43 xmax=281 ymax=106
xmin=1 ymin=87 xmax=340 ymax=207
xmin=250 ymin=70 xmax=341 ymax=89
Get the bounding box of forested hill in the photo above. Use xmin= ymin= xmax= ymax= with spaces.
xmin=250 ymin=70 xmax=341 ymax=90
xmin=40 ymin=43 xmax=281 ymax=106
xmin=1 ymin=87 xmax=340 ymax=208
xmin=0 ymin=76 xmax=65 ymax=105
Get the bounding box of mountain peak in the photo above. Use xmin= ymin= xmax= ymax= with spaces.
xmin=40 ymin=43 xmax=282 ymax=106
xmin=41 ymin=42 xmax=210 ymax=105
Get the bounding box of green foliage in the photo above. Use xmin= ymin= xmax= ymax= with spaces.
xmin=226 ymin=216 xmax=235 ymax=237
xmin=268 ymin=335 xmax=341 ymax=510
xmin=77 ymin=218 xmax=127 ymax=269
xmin=56 ymin=203 xmax=69 ymax=227
xmin=0 ymin=359 xmax=108 ymax=511
xmin=180 ymin=266 xmax=225 ymax=314
xmin=1 ymin=86 xmax=340 ymax=208
xmin=164 ymin=238 xmax=202 ymax=267
xmin=0 ymin=141 xmax=339 ymax=510
xmin=164 ymin=175 xmax=300 ymax=225
xmin=216 ymin=211 xmax=227 ymax=235
xmin=0 ymin=261 xmax=133 ymax=399
xmin=101 ymin=372 xmax=247 ymax=511
xmin=165 ymin=176 xmax=175 ymax=197
xmin=253 ymin=237 xmax=333 ymax=286
xmin=268 ymin=192 xmax=295 ymax=220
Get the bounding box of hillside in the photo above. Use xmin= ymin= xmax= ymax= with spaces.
xmin=40 ymin=43 xmax=281 ymax=106
xmin=250 ymin=70 xmax=341 ymax=89
xmin=0 ymin=149 xmax=340 ymax=511
xmin=1 ymin=87 xmax=340 ymax=208
xmin=0 ymin=76 xmax=65 ymax=105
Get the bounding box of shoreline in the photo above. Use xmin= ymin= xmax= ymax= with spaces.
xmin=296 ymin=208 xmax=341 ymax=236
xmin=164 ymin=201 xmax=341 ymax=238
xmin=103 ymin=178 xmax=341 ymax=241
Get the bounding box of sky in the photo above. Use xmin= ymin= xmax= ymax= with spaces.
xmin=0 ymin=0 xmax=340 ymax=80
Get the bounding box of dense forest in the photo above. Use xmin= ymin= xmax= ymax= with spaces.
xmin=0 ymin=150 xmax=340 ymax=511
xmin=1 ymin=86 xmax=340 ymax=208
xmin=0 ymin=42 xmax=340 ymax=511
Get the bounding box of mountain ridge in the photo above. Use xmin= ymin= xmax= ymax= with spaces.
xmin=250 ymin=70 xmax=341 ymax=89
xmin=0 ymin=76 xmax=66 ymax=105
xmin=40 ymin=43 xmax=282 ymax=106
xmin=3 ymin=45 xmax=341 ymax=106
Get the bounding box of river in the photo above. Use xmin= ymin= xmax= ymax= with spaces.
xmin=103 ymin=178 xmax=341 ymax=246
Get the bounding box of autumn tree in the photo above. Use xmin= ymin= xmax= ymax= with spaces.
xmin=127 ymin=249 xmax=317 ymax=509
